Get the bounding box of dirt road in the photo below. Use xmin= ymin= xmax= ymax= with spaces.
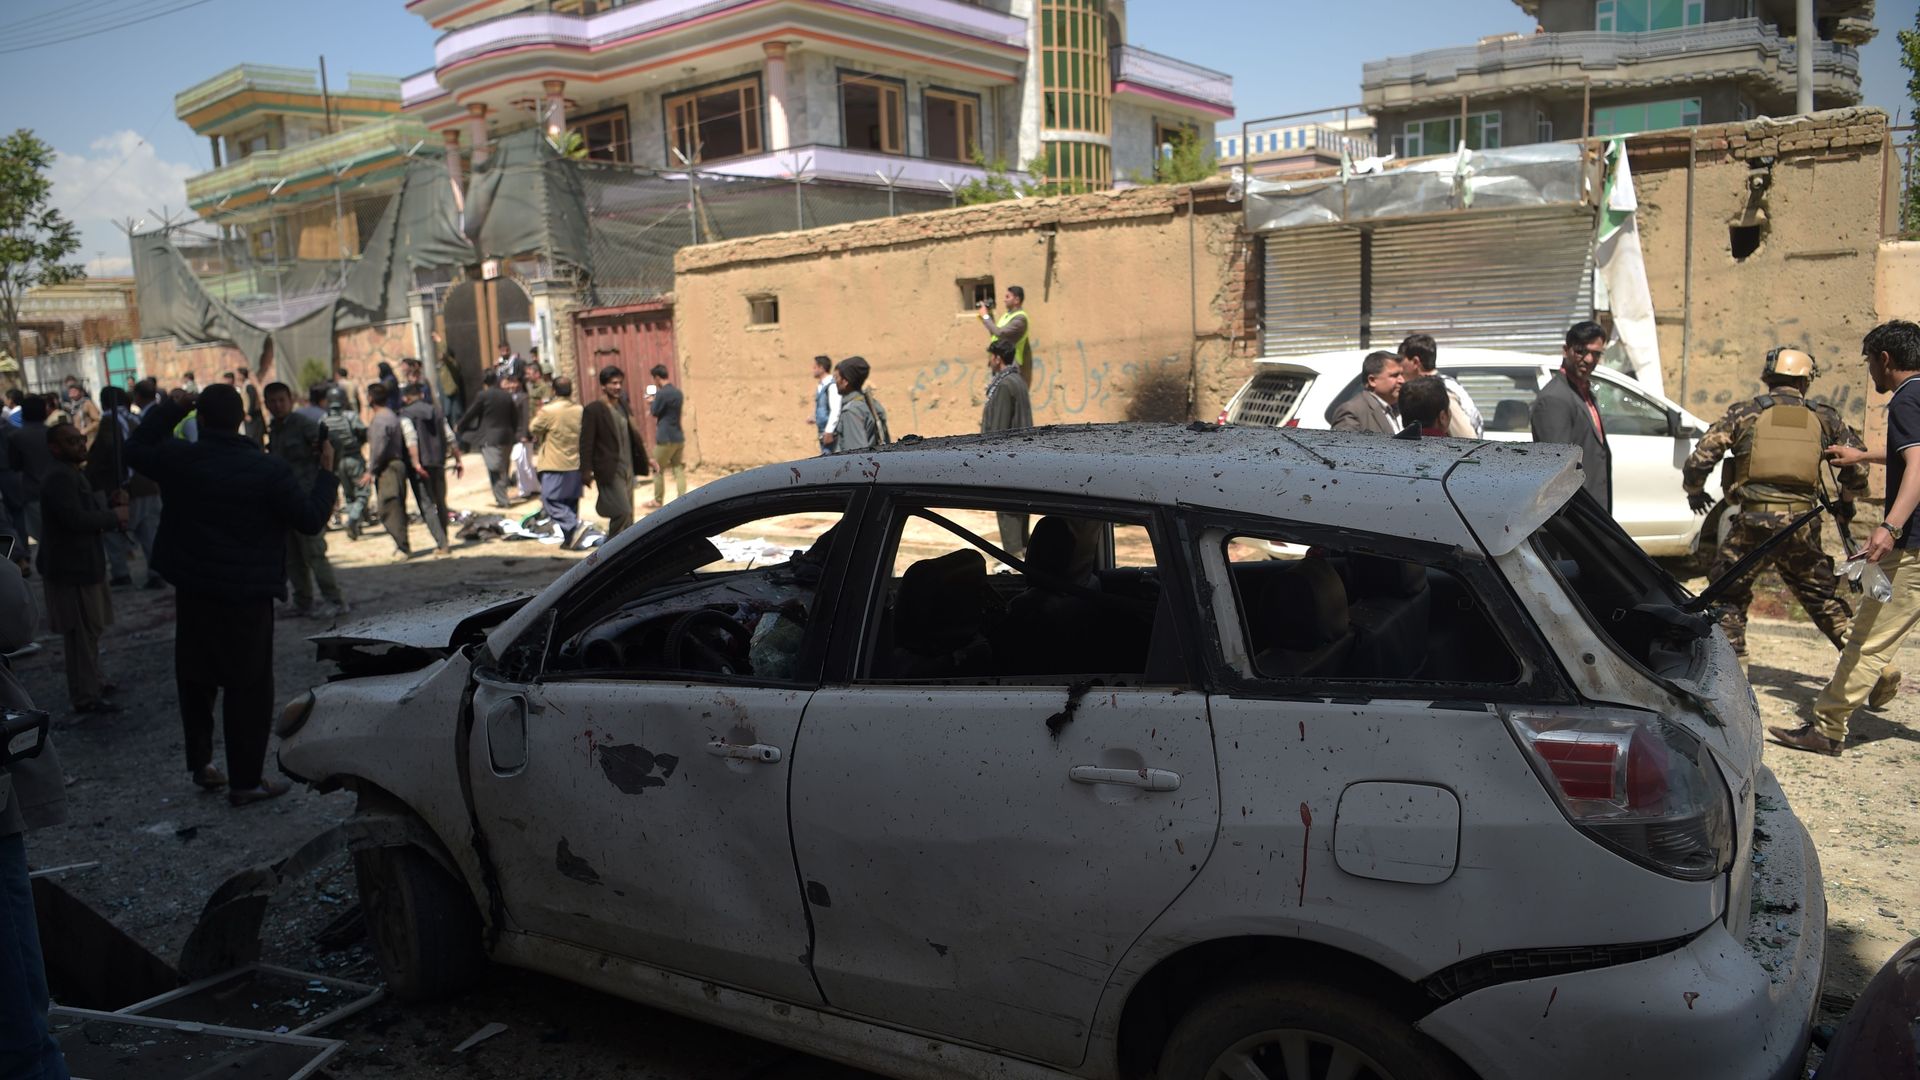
xmin=7 ymin=473 xmax=1913 ymax=1078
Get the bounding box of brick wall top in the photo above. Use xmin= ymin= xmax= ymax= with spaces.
xmin=674 ymin=180 xmax=1238 ymax=274
xmin=1625 ymin=106 xmax=1887 ymax=164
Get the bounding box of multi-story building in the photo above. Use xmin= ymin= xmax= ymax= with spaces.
xmin=399 ymin=0 xmax=1232 ymax=192
xmin=175 ymin=64 xmax=428 ymax=308
xmin=1214 ymin=115 xmax=1376 ymax=178
xmin=1362 ymin=0 xmax=1873 ymax=157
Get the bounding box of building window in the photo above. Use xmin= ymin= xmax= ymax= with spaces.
xmin=1398 ymin=111 xmax=1502 ymax=158
xmin=1536 ymin=110 xmax=1554 ymax=142
xmin=569 ymin=106 xmax=630 ymax=163
xmin=1040 ymin=0 xmax=1110 ymax=139
xmin=958 ymin=276 xmax=995 ymax=312
xmin=1596 ymin=0 xmax=1704 ymax=32
xmin=1592 ymin=97 xmax=1702 ymax=136
xmin=665 ymin=77 xmax=762 ymax=165
xmin=925 ymin=88 xmax=981 ymax=163
xmin=1043 ymin=139 xmax=1111 ymax=188
xmin=749 ymin=295 xmax=780 ymax=325
xmin=840 ymin=72 xmax=906 ymax=155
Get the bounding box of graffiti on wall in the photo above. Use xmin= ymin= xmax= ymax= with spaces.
xmin=899 ymin=340 xmax=1189 ymax=432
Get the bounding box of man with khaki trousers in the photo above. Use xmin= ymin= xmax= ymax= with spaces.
xmin=1774 ymin=319 xmax=1920 ymax=755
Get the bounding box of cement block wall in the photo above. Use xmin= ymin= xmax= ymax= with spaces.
xmin=671 ymin=182 xmax=1254 ymax=468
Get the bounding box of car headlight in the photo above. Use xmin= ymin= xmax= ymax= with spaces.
xmin=276 ymin=690 xmax=316 ymax=738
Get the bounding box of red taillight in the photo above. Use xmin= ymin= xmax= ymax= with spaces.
xmin=1284 ymin=418 xmax=1300 ymax=428
xmin=1507 ymin=710 xmax=1730 ymax=881
xmin=1215 ymin=408 xmax=1229 ymax=426
xmin=1535 ymin=734 xmax=1621 ymax=801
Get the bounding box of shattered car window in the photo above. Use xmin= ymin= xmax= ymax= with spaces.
xmin=863 ymin=504 xmax=1171 ymax=684
xmin=549 ymin=508 xmax=845 ymax=683
xmin=1220 ymin=532 xmax=1520 ymax=685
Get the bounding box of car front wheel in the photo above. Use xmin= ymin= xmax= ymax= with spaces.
xmin=354 ymin=845 xmax=485 ymax=1001
xmin=1158 ymin=980 xmax=1471 ymax=1080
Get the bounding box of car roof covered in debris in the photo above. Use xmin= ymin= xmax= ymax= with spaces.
xmin=732 ymin=422 xmax=1584 ymax=555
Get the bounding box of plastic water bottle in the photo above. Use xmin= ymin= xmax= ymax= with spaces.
xmin=1846 ymin=557 xmax=1895 ymax=603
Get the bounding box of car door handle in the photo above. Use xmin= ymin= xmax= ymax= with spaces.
xmin=707 ymin=740 xmax=782 ymax=764
xmin=1069 ymin=766 xmax=1181 ymax=792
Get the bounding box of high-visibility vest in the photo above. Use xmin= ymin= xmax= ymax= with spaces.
xmin=995 ymin=308 xmax=1032 ymax=368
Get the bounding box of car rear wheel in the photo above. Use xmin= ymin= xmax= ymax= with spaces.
xmin=1158 ymin=980 xmax=1471 ymax=1080
xmin=354 ymin=845 xmax=485 ymax=1001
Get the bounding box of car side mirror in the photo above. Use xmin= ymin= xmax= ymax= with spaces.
xmin=1666 ymin=408 xmax=1699 ymax=439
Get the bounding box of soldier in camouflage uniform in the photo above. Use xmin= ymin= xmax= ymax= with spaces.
xmin=1683 ymin=348 xmax=1900 ymax=704
xmin=321 ymin=387 xmax=369 ymax=542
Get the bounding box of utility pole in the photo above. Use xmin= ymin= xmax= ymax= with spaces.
xmin=1794 ymin=0 xmax=1814 ymax=116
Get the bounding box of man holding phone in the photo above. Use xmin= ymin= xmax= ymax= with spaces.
xmin=977 ymin=285 xmax=1033 ymax=385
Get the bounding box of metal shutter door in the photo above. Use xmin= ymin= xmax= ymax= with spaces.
xmin=1262 ymin=226 xmax=1362 ymax=356
xmin=1370 ymin=208 xmax=1595 ymax=354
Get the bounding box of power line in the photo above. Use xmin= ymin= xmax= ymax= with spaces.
xmin=0 ymin=0 xmax=200 ymax=47
xmin=0 ymin=0 xmax=219 ymax=56
xmin=0 ymin=0 xmax=149 ymax=36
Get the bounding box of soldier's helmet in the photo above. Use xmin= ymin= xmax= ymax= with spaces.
xmin=1765 ymin=347 xmax=1817 ymax=381
xmin=326 ymin=386 xmax=350 ymax=411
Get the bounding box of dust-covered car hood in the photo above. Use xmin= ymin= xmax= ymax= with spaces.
xmin=311 ymin=590 xmax=531 ymax=674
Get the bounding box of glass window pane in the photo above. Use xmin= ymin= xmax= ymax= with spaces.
xmin=1616 ymin=0 xmax=1648 ymax=32
xmin=1596 ymin=0 xmax=1615 ymax=31
xmin=927 ymin=95 xmax=960 ymax=161
xmin=1649 ymin=0 xmax=1683 ymax=30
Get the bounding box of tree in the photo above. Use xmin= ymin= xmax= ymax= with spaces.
xmin=955 ymin=149 xmax=1056 ymax=206
xmin=0 ymin=129 xmax=85 ymax=360
xmin=1901 ymin=10 xmax=1920 ymax=234
xmin=1148 ymin=129 xmax=1218 ymax=185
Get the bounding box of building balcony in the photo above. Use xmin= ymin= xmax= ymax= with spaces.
xmin=1362 ymin=18 xmax=1860 ymax=113
xmin=406 ymin=0 xmax=1028 ymax=120
xmin=177 ymin=63 xmax=402 ymax=135
xmin=1111 ymin=44 xmax=1234 ymax=118
xmin=686 ymin=143 xmax=987 ymax=191
xmin=184 ymin=114 xmax=430 ymax=217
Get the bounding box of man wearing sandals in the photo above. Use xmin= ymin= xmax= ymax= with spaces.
xmin=128 ymin=384 xmax=338 ymax=806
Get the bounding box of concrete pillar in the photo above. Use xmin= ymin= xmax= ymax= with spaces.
xmin=544 ymin=79 xmax=567 ymax=141
xmin=763 ymin=42 xmax=791 ymax=152
xmin=443 ymin=129 xmax=465 ymax=187
xmin=467 ymin=102 xmax=492 ymax=168
xmin=1794 ymin=0 xmax=1814 ymax=115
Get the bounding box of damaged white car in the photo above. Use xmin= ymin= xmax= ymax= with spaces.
xmin=279 ymin=423 xmax=1822 ymax=1080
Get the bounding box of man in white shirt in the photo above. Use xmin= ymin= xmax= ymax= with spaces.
xmin=812 ymin=355 xmax=842 ymax=454
xmin=1400 ymin=333 xmax=1483 ymax=439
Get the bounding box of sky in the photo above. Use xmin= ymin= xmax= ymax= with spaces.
xmin=0 ymin=0 xmax=1914 ymax=275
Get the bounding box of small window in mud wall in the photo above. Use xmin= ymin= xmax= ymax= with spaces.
xmin=748 ymin=295 xmax=779 ymax=325
xmin=958 ymin=277 xmax=995 ymax=313
xmin=548 ymin=500 xmax=849 ymax=684
xmin=860 ymin=502 xmax=1183 ymax=685
xmin=1215 ymin=530 xmax=1520 ymax=687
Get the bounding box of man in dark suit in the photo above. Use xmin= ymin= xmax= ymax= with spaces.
xmin=458 ymin=371 xmax=521 ymax=508
xmin=580 ymin=365 xmax=650 ymax=538
xmin=1531 ymin=321 xmax=1613 ymax=511
xmin=1330 ymin=351 xmax=1405 ymax=435
xmin=127 ymin=384 xmax=338 ymax=806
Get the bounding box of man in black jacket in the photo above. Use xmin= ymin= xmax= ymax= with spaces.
xmin=1531 ymin=321 xmax=1613 ymax=511
xmin=127 ymin=384 xmax=338 ymax=806
xmin=41 ymin=423 xmax=128 ymax=713
xmin=458 ymin=371 xmax=519 ymax=507
xmin=399 ymin=382 xmax=461 ymax=556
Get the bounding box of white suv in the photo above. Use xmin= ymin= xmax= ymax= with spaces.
xmin=281 ymin=424 xmax=1818 ymax=1080
xmin=1220 ymin=349 xmax=1724 ymax=557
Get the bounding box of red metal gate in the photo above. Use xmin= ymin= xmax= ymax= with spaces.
xmin=573 ymin=301 xmax=676 ymax=452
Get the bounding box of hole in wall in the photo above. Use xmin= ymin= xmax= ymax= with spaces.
xmin=1729 ymin=224 xmax=1763 ymax=261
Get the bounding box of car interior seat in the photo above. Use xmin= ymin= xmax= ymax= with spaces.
xmin=889 ymin=548 xmax=997 ymax=678
xmin=1250 ymin=559 xmax=1354 ymax=678
xmin=1491 ymin=399 xmax=1530 ymax=432
xmin=1344 ymin=553 xmax=1431 ymax=679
